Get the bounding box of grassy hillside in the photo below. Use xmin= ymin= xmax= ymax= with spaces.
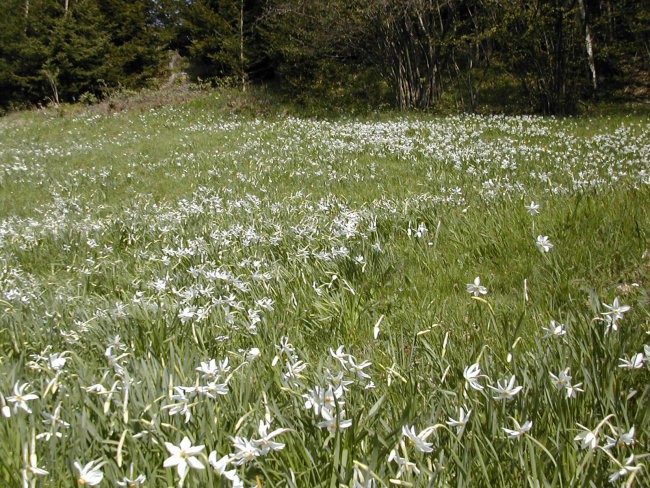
xmin=0 ymin=92 xmax=648 ymax=487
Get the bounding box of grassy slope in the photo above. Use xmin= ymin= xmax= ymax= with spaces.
xmin=0 ymin=91 xmax=648 ymax=486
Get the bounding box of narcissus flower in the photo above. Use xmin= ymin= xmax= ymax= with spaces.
xmin=503 ymin=419 xmax=532 ymax=439
xmin=463 ymin=363 xmax=485 ymax=391
xmin=74 ymin=459 xmax=105 ymax=486
xmin=446 ymin=407 xmax=472 ymax=433
xmin=116 ymin=474 xmax=146 ymax=487
xmin=402 ymin=425 xmax=434 ymax=453
xmin=7 ymin=382 xmax=38 ymax=414
xmin=536 ymin=235 xmax=553 ymax=253
xmin=602 ymin=297 xmax=630 ymax=321
xmin=163 ymin=436 xmax=205 ymax=479
xmin=466 ymin=277 xmax=487 ymax=296
xmin=253 ymin=420 xmax=289 ymax=454
xmin=208 ymin=451 xmax=243 ymax=487
xmin=608 ymin=455 xmax=641 ymax=483
xmin=317 ymin=409 xmax=352 ymax=434
xmin=541 ymin=320 xmax=566 ymax=339
xmin=574 ymin=423 xmax=598 ymax=450
xmin=618 ymin=353 xmax=644 ymax=369
xmin=489 ymin=375 xmax=523 ymax=400
xmin=525 ymin=201 xmax=540 ymax=215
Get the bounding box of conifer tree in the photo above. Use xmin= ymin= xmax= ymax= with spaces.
xmin=44 ymin=0 xmax=109 ymax=102
xmin=180 ymin=0 xmax=266 ymax=88
xmin=99 ymin=0 xmax=164 ymax=88
xmin=0 ymin=0 xmax=50 ymax=109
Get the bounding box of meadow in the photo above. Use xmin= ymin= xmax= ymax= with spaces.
xmin=0 ymin=95 xmax=648 ymax=487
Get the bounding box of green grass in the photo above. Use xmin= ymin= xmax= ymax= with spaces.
xmin=0 ymin=91 xmax=648 ymax=487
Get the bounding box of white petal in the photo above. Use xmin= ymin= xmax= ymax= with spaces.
xmin=187 ymin=456 xmax=205 ymax=470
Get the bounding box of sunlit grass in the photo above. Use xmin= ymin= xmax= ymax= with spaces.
xmin=0 ymin=94 xmax=648 ymax=486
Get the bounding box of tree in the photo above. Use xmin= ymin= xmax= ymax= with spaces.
xmin=366 ymin=0 xmax=463 ymax=110
xmin=98 ymin=0 xmax=164 ymax=88
xmin=590 ymin=0 xmax=649 ymax=95
xmin=260 ymin=1 xmax=369 ymax=97
xmin=0 ymin=0 xmax=50 ymax=109
xmin=492 ymin=0 xmax=586 ymax=114
xmin=179 ymin=0 xmax=266 ymax=88
xmin=44 ymin=0 xmax=109 ymax=102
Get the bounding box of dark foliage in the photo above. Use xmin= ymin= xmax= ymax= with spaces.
xmin=0 ymin=0 xmax=647 ymax=113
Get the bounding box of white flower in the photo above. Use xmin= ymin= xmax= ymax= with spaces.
xmin=466 ymin=277 xmax=487 ymax=296
xmin=230 ymin=436 xmax=262 ymax=465
xmin=603 ymin=426 xmax=635 ymax=450
xmin=37 ymin=403 xmax=70 ymax=440
xmin=618 ymin=426 xmax=636 ymax=447
xmin=253 ymin=419 xmax=289 ymax=454
xmin=388 ymin=445 xmax=420 ymax=477
xmin=351 ymin=462 xmax=376 ymax=488
xmin=402 ymin=425 xmax=434 ymax=452
xmin=196 ymin=358 xmax=230 ymax=380
xmin=47 ymin=353 xmax=68 ymax=371
xmin=326 ymin=369 xmax=354 ymax=391
xmin=0 ymin=393 xmax=10 ymax=418
xmin=564 ymin=381 xmax=584 ymax=399
xmin=416 ymin=222 xmax=428 ymax=238
xmin=272 ymin=336 xmax=296 ymax=366
xmin=609 ymin=455 xmax=641 ymax=483
xmin=177 ymin=307 xmax=196 ymax=324
xmin=317 ymin=409 xmax=352 ymax=433
xmin=345 ymin=356 xmax=372 ymax=380
xmin=463 ymin=363 xmax=485 ymax=391
xmin=503 ymin=419 xmax=532 ymax=439
xmin=525 ymin=201 xmax=540 ymax=215
xmin=618 ymin=353 xmax=644 ymax=370
xmin=7 ymin=382 xmax=39 ymax=414
xmin=549 ymin=368 xmax=583 ymax=398
xmin=85 ymin=384 xmax=108 ymax=394
xmin=602 ymin=297 xmax=630 ymax=322
xmin=603 ymin=314 xmax=620 ymax=334
xmin=303 ymin=384 xmax=344 ymax=416
xmin=541 ymin=320 xmax=566 ymax=339
xmin=162 ymin=389 xmax=192 ymax=423
xmin=446 ymin=407 xmax=472 ymax=433
xmin=302 ymin=386 xmax=325 ymax=415
xmin=536 ymin=235 xmax=553 ymax=253
xmin=24 ymin=448 xmax=48 ymax=477
xmin=74 ymin=459 xmax=105 ymax=486
xmin=330 ymin=345 xmax=348 ymax=367
xmin=489 ymin=375 xmax=523 ymax=400
xmin=208 ymin=451 xmax=242 ymax=487
xmin=108 ymin=334 xmax=127 ymax=351
xmin=163 ymin=436 xmax=205 ymax=479
xmin=116 ymin=474 xmax=146 ymax=487
xmin=574 ymin=423 xmax=598 ymax=450
xmin=373 ymin=316 xmax=383 ymax=339
xmin=246 ymin=348 xmax=262 ymax=361
xmin=204 ymin=381 xmax=229 ymax=399
xmin=283 ymin=360 xmax=307 ymax=381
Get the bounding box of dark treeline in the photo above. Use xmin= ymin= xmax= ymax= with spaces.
xmin=0 ymin=0 xmax=647 ymax=114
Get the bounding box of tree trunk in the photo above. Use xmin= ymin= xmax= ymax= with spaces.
xmin=377 ymin=0 xmax=450 ymax=110
xmin=23 ymin=0 xmax=29 ymax=33
xmin=239 ymin=0 xmax=246 ymax=91
xmin=551 ymin=2 xmax=566 ymax=114
xmin=578 ymin=0 xmax=597 ymax=90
